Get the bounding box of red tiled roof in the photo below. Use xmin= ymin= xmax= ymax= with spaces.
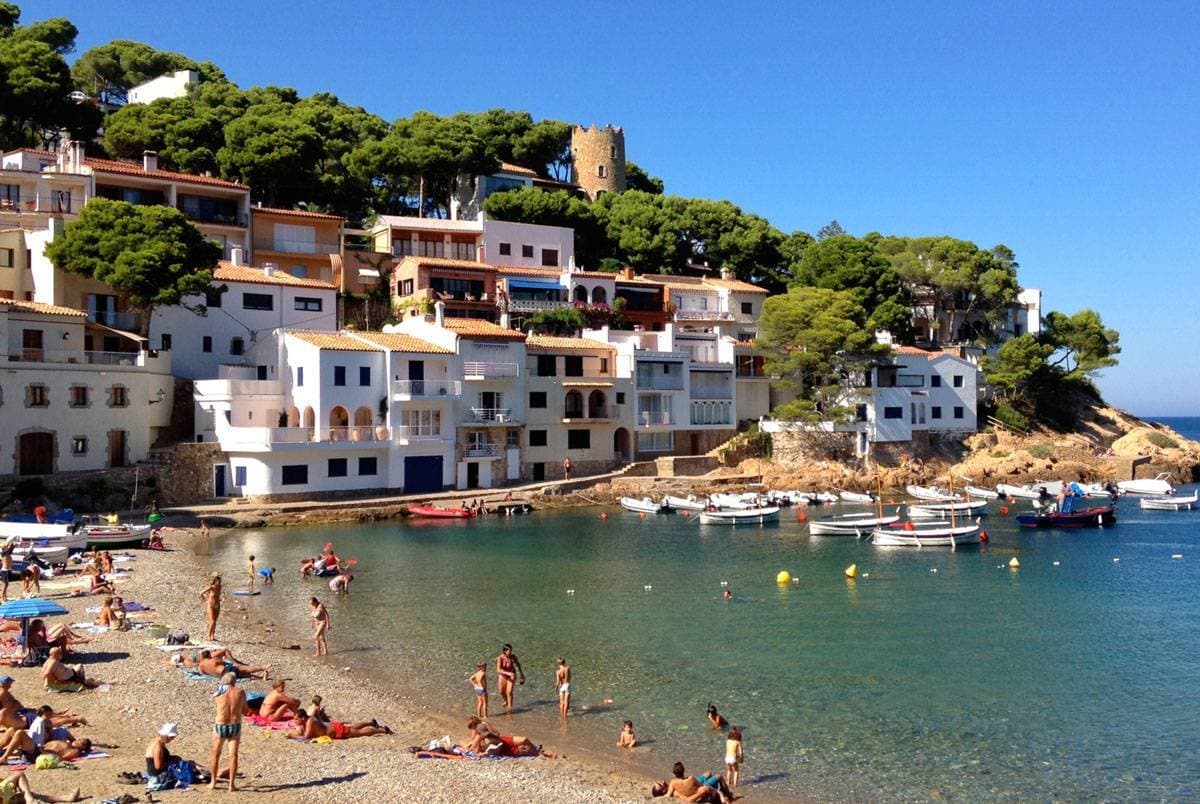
xmin=397 ymin=256 xmax=498 ymax=272
xmin=495 ymin=266 xmax=561 ymax=277
xmin=893 ymin=346 xmax=934 ymax=358
xmin=497 ymin=162 xmax=539 ymax=178
xmin=2 ymin=148 xmax=56 ymax=157
xmin=252 ymin=206 xmax=344 ymax=222
xmin=441 ymin=318 xmax=526 ymax=341
xmin=348 ymin=332 xmax=451 ymax=354
xmin=525 ymin=335 xmax=614 ymax=353
xmin=703 ymin=278 xmax=770 ymax=294
xmin=85 ymin=157 xmax=247 ymax=190
xmin=214 ymin=263 xmax=335 ymax=290
xmin=287 ymin=331 xmax=377 ymax=351
xmin=1 ymin=300 xmax=86 ymax=317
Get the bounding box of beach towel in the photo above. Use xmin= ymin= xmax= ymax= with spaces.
xmin=246 ymin=713 xmax=295 ymax=731
xmin=44 ymin=680 xmax=85 ymax=693
xmin=182 ymin=669 xmax=220 ymax=683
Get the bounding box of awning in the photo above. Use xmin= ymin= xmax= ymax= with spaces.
xmin=86 ymin=322 xmax=146 ymax=342
xmin=562 ymin=381 xmax=614 ymax=387
xmin=507 ymin=278 xmax=563 ymax=291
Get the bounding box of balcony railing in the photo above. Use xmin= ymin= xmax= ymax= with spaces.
xmin=636 ymin=375 xmax=685 ymax=391
xmin=564 ymin=405 xmax=611 ymax=421
xmin=325 ymin=425 xmax=390 ymax=442
xmin=675 ymin=309 xmax=734 ymax=321
xmin=223 ymin=425 xmax=392 ymax=446
xmin=8 ymin=348 xmax=144 ymax=366
xmin=392 ymin=380 xmax=461 ymax=398
xmin=638 ymin=410 xmax=673 ymax=426
xmin=507 ymin=298 xmax=570 ymax=312
xmin=0 ymin=195 xmax=83 ymax=215
xmin=394 ymin=425 xmax=443 ymax=441
xmin=465 ymin=443 xmax=502 ymax=458
xmin=690 ymin=399 xmax=734 ymax=426
xmin=178 ymin=206 xmax=247 ymax=227
xmin=464 ymin=407 xmax=515 ymax=423
xmin=463 ymin=362 xmax=519 ymax=379
xmin=257 ymin=238 xmax=341 ymax=254
xmin=86 ymin=310 xmax=140 ymax=331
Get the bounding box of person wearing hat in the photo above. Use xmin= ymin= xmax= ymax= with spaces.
xmin=146 ymin=723 xmax=181 ymax=780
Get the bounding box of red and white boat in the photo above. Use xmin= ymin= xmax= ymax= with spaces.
xmin=407 ymin=505 xmax=475 ymax=519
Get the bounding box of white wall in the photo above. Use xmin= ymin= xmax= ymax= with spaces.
xmin=127 ymin=70 xmax=198 ymax=104
xmin=482 ymin=220 xmax=574 ymax=269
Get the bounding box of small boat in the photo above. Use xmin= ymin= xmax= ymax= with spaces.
xmin=871 ymin=521 xmax=982 ymax=547
xmin=838 ymin=490 xmax=875 ymax=504
xmin=407 ymin=505 xmax=475 ymax=519
xmin=995 ymin=483 xmax=1050 ymax=500
xmin=709 ymin=493 xmax=761 ymax=510
xmin=964 ymin=485 xmax=1000 ymax=500
xmin=811 ymin=492 xmax=840 ymax=504
xmin=13 ymin=543 xmax=70 ymax=564
xmin=1139 ymin=492 xmax=1197 ymax=511
xmin=664 ymin=495 xmax=707 ymax=512
xmin=1078 ymin=482 xmax=1119 ymax=499
xmin=905 ymin=485 xmax=960 ymax=502
xmin=1017 ymin=502 xmax=1116 ymax=528
xmin=78 ymin=517 xmax=154 ymax=548
xmin=808 ymin=511 xmax=901 ymax=535
xmin=619 ymin=497 xmax=670 ymax=514
xmin=495 ymin=502 xmax=534 ymax=515
xmin=699 ymin=506 xmax=780 ymax=525
xmin=1117 ymin=473 xmax=1174 ymax=496
xmin=908 ymin=499 xmax=990 ymax=518
xmin=0 ymin=522 xmax=86 ymax=551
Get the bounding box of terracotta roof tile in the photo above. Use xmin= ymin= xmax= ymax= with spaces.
xmin=893 ymin=346 xmax=934 ymax=358
xmin=287 ymin=331 xmax=378 ymax=351
xmin=497 ymin=162 xmax=539 ymax=178
xmin=441 ymin=318 xmax=526 ymax=341
xmin=348 ymin=331 xmax=450 ymax=354
xmin=397 ymin=256 xmax=498 ymax=272
xmin=496 ymin=266 xmax=561 ymax=277
xmin=85 ymin=157 xmax=247 ymax=190
xmin=637 ymin=274 xmax=716 ymax=292
xmin=214 ymin=262 xmax=336 ymax=290
xmin=2 ymin=148 xmax=56 ymax=157
xmin=525 ymin=335 xmax=614 ymax=353
xmin=2 ymin=300 xmax=86 ymax=317
xmin=251 ymin=206 xmax=345 ymax=222
xmin=703 ymin=278 xmax=770 ymax=294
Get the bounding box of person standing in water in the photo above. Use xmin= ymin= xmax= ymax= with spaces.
xmin=495 ymin=644 xmax=524 ymax=714
xmin=310 ymin=597 xmax=329 ymax=658
xmin=468 ymin=663 xmax=488 ymax=719
xmin=198 ymin=575 xmax=222 ymax=641
xmin=246 ymin=555 xmax=256 ymax=593
xmin=555 ymin=657 xmax=571 ymax=717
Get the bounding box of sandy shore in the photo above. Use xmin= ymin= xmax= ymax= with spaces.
xmin=10 ymin=531 xmax=652 ymax=803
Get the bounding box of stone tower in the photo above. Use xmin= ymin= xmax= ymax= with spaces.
xmin=570 ymin=124 xmax=626 ymax=200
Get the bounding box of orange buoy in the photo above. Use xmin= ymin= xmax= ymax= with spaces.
xmin=600 ymin=512 xmax=608 ymax=520
xmin=682 ymin=511 xmax=690 ymax=518
xmin=999 ymin=506 xmax=1009 ymax=515
xmin=639 ymin=513 xmax=646 ymax=520
xmin=797 ymin=511 xmax=807 ymax=522
xmin=904 ymin=522 xmax=915 ymax=531
xmin=980 ymin=531 xmax=989 ymax=542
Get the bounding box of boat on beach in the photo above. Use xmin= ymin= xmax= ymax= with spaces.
xmin=871 ymin=521 xmax=982 ymax=547
xmin=619 ymin=497 xmax=671 ymax=514
xmin=406 ymin=505 xmax=475 ymax=519
xmin=905 ymin=485 xmax=960 ymax=502
xmin=0 ymin=522 xmax=86 ymax=551
xmin=908 ymin=499 xmax=990 ymax=518
xmin=699 ymin=506 xmax=780 ymax=525
xmin=808 ymin=510 xmax=901 ymax=535
xmin=1139 ymin=492 xmax=1197 ymax=511
xmin=81 ymin=522 xmax=153 ymax=548
xmin=664 ymin=495 xmax=707 ymax=512
xmin=11 ymin=543 xmax=70 ymax=564
xmin=1117 ymin=473 xmax=1174 ymax=496
xmin=964 ymin=485 xmax=1000 ymax=499
xmin=838 ymin=490 xmax=875 ymax=503
xmin=1017 ymin=502 xmax=1116 ymax=528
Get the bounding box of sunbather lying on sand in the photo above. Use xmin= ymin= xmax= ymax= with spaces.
xmin=0 ymin=678 xmax=84 ymax=729
xmin=285 ymin=709 xmax=391 ymax=740
xmin=40 ymin=647 xmax=110 ymax=689
xmin=461 ymin=717 xmax=556 ymax=758
xmin=0 ymin=769 xmax=82 ymax=802
xmin=194 ymin=649 xmax=269 ymax=680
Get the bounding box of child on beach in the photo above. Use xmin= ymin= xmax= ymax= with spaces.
xmin=618 ymin=720 xmax=637 ymax=748
xmin=725 ymin=726 xmax=743 ymax=789
xmin=247 ymin=556 xmax=256 ymax=593
xmin=469 ymin=663 xmax=488 ymax=718
xmin=258 ymin=567 xmax=275 ymax=585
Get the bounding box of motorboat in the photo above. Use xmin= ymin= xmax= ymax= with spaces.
xmin=619 ymin=497 xmax=671 ymax=514
xmin=871 ymin=521 xmax=982 ymax=547
xmin=406 ymin=505 xmax=475 ymax=519
xmin=1017 ymin=502 xmax=1116 ymax=528
xmin=808 ymin=510 xmax=901 ymax=535
xmin=699 ymin=506 xmax=780 ymax=525
xmin=0 ymin=522 xmax=86 ymax=551
xmin=905 ymin=485 xmax=960 ymax=502
xmin=964 ymin=485 xmax=1000 ymax=500
xmin=494 ymin=501 xmax=534 ymax=515
xmin=79 ymin=518 xmax=153 ymax=548
xmin=664 ymin=494 xmax=707 ymax=512
xmin=838 ymin=490 xmax=875 ymax=504
xmin=995 ymin=483 xmax=1051 ymax=500
xmin=1139 ymin=492 xmax=1197 ymax=511
xmin=908 ymin=499 xmax=990 ymax=518
xmin=810 ymin=492 xmax=840 ymax=504
xmin=709 ymin=493 xmax=761 ymax=510
xmin=1078 ymin=482 xmax=1119 ymax=499
xmin=1117 ymin=473 xmax=1175 ymax=496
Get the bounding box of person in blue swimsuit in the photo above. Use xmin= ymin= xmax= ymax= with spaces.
xmin=257 ymin=567 xmax=274 ymax=585
xmin=468 ymin=663 xmax=488 ymax=719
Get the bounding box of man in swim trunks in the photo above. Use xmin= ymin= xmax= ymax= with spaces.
xmin=210 ymin=673 xmax=247 ymax=792
xmin=469 ymin=663 xmax=488 ymax=719
xmin=41 ymin=648 xmax=105 ymax=689
xmin=555 ymin=657 xmax=571 ymax=717
xmin=659 ymin=761 xmax=733 ymax=802
xmin=285 ymin=709 xmax=390 ymax=740
xmin=197 ymin=649 xmax=270 ymax=680
xmin=260 ymin=680 xmax=299 ymax=722
xmin=495 ymin=644 xmax=524 ymax=714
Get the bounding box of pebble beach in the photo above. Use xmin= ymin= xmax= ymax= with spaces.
xmin=10 ymin=530 xmax=650 ymax=803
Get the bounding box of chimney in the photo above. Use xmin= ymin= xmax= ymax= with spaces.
xmin=434 ymin=300 xmax=445 ymax=327
xmin=720 ymin=266 xmax=733 ymax=281
xmin=500 ymin=311 xmax=510 ymax=329
xmin=142 ymin=151 xmax=158 ymax=172
xmin=568 ymin=255 xmax=577 ymax=273
xmin=622 ymin=266 xmax=634 ymax=280
xmin=262 ymin=261 xmax=275 ymax=277
xmin=230 ymin=245 xmax=245 ymax=266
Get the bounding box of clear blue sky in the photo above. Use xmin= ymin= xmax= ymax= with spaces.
xmin=24 ymin=0 xmax=1200 ymax=415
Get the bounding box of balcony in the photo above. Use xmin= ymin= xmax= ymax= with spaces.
xmin=636 ymin=375 xmax=685 ymax=391
xmin=638 ymin=410 xmax=673 ymax=426
xmin=564 ymin=405 xmax=611 ymax=422
xmin=392 ymin=380 xmax=461 ymax=399
xmin=463 ymin=362 xmax=519 ymax=379
xmin=86 ymin=310 xmax=140 ymax=331
xmin=178 ymin=206 xmax=247 ymax=227
xmin=216 ymin=425 xmax=392 ymax=449
xmin=0 ymin=195 xmax=83 ymax=215
xmin=256 ymin=238 xmax=341 ymax=255
xmin=674 ymin=309 xmax=734 ymax=321
xmin=394 ymin=424 xmax=443 ymax=442
xmin=690 ymin=399 xmax=734 ymax=426
xmin=8 ymin=348 xmax=144 ymax=366
xmin=507 ymin=298 xmax=571 ymax=312
xmin=464 ymin=407 xmax=516 ymax=424
xmin=465 ymin=443 xmax=502 ymax=458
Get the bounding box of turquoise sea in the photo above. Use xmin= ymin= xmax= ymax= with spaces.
xmin=200 ymin=482 xmax=1200 ymax=801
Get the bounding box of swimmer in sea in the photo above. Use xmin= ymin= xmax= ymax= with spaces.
xmin=722 ymin=589 xmax=733 ymax=600
xmin=469 ymin=662 xmax=488 ymax=719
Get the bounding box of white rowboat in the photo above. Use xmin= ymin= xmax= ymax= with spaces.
xmin=996 ymin=483 xmax=1049 ymax=500
xmin=871 ymin=522 xmax=982 ymax=547
xmin=838 ymin=490 xmax=875 ymax=504
xmin=1117 ymin=473 xmax=1174 ymax=496
xmin=964 ymin=485 xmax=1000 ymax=499
xmin=908 ymin=500 xmax=990 ymax=518
xmin=619 ymin=497 xmax=669 ymax=514
xmin=1139 ymin=492 xmax=1197 ymax=511
xmin=808 ymin=511 xmax=901 ymax=535
xmin=82 ymin=523 xmax=153 ymax=547
xmin=663 ymin=495 xmax=707 ymax=512
xmin=905 ymin=485 xmax=960 ymax=502
xmin=699 ymin=506 xmax=780 ymax=525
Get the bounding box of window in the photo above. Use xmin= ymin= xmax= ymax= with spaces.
xmin=0 ymin=184 xmax=17 ymax=205
xmin=334 ymin=366 xmax=346 ymax=386
xmin=954 ymin=406 xmax=964 ymax=419
xmin=109 ymin=385 xmax=128 ymax=407
xmin=506 ymin=429 xmax=520 ymax=447
xmin=26 ymin=384 xmax=48 ymax=407
xmin=541 ymin=248 xmax=559 ymax=267
xmin=202 ymin=336 xmax=212 ymax=353
xmin=521 ymin=244 xmax=534 ymax=259
xmin=242 ymin=292 xmax=273 ymax=311
xmin=529 ymin=391 xmax=547 ymax=408
xmin=296 ymin=366 xmax=304 ymax=387
xmin=637 ymin=431 xmax=674 ymax=452
xmin=234 ymin=466 xmax=246 ymax=486
xmin=400 ymin=279 xmax=414 ymax=296
xmin=359 ymin=366 xmax=371 ymax=386
xmin=931 ymin=375 xmax=941 ymax=388
xmin=883 ymin=406 xmax=903 ymax=420
xmin=616 ymin=392 xmax=625 ymax=404
xmin=953 ymin=375 xmax=964 ymax=388
xmin=600 ymin=357 xmax=608 ymax=373
xmin=281 ymin=465 xmax=308 ymax=485
xmin=741 ymin=302 xmax=753 ymax=315
xmin=564 ymin=356 xmax=583 ymax=377
xmin=529 ymin=430 xmax=548 ymax=447
xmin=536 ymin=355 xmax=556 ymax=376
xmin=931 ymin=406 xmax=943 ymax=419
xmin=568 ymin=430 xmax=591 ymax=450
xmin=498 ymin=242 xmax=511 ymax=256
xmin=69 ymin=385 xmax=89 ymax=407
xmin=230 ymin=338 xmax=244 ymax=356
xmin=358 ymin=457 xmax=377 ymax=476
xmin=205 ymin=289 xmax=222 ymax=308
xmin=160 ymin=333 xmax=172 ymax=350
xmin=451 ymin=241 xmax=475 ymax=261
xmin=71 ymin=436 xmax=87 ymax=455
xmin=327 ymin=458 xmax=348 ymax=478
xmin=597 ymin=165 xmax=607 ymax=178
xmin=856 ymin=404 xmax=868 ymax=421
xmin=0 ymin=248 xmax=13 ymax=268
xmin=610 ymin=145 xmax=617 ymax=159
xmin=295 ymin=297 xmax=323 ymax=312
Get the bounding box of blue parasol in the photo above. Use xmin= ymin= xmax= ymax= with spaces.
xmin=0 ymin=598 xmax=69 ymax=620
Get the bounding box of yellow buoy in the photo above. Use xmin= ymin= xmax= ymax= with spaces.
xmin=776 ymin=570 xmax=791 ymax=584
xmin=844 ymin=563 xmax=858 ymax=579
xmin=1008 ymin=557 xmax=1020 ymax=570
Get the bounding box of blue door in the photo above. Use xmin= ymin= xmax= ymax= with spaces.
xmin=214 ymin=464 xmax=227 ymax=497
xmin=404 ymin=456 xmax=442 ymax=493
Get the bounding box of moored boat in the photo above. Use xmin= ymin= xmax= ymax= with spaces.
xmin=838 ymin=490 xmax=876 ymax=504
xmin=964 ymin=485 xmax=1000 ymax=499
xmin=664 ymin=495 xmax=707 ymax=512
xmin=1016 ymin=502 xmax=1116 ymax=528
xmin=699 ymin=506 xmax=780 ymax=525
xmin=81 ymin=523 xmax=153 ymax=548
xmin=996 ymin=483 xmax=1050 ymax=500
xmin=871 ymin=521 xmax=982 ymax=547
xmin=709 ymin=493 xmax=761 ymax=510
xmin=808 ymin=511 xmax=901 ymax=535
xmin=908 ymin=499 xmax=989 ymax=518
xmin=1138 ymin=492 xmax=1196 ymax=511
xmin=1117 ymin=473 xmax=1174 ymax=496
xmin=407 ymin=505 xmax=475 ymax=519
xmin=619 ymin=497 xmax=671 ymax=514
xmin=905 ymin=485 xmax=960 ymax=502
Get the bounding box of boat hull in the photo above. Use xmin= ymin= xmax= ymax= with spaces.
xmin=407 ymin=505 xmax=475 ymax=519
xmin=908 ymin=501 xmax=989 ymax=518
xmin=618 ymin=498 xmax=669 ymax=514
xmin=1139 ymin=494 xmax=1196 ymax=510
xmin=1016 ymin=505 xmax=1116 ymax=528
xmin=809 ymin=514 xmax=900 ymax=535
xmin=83 ymin=524 xmax=152 ymax=548
xmin=965 ymin=486 xmax=1000 ymax=499
xmin=871 ymin=524 xmax=981 ymax=546
xmin=699 ymin=507 xmax=780 ymax=525
xmin=664 ymin=496 xmax=706 ymax=512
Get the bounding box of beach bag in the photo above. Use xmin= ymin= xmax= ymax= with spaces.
xmin=166 ymin=631 xmax=189 ymax=645
xmin=34 ymin=753 xmax=59 ymax=770
xmin=169 ymin=759 xmax=194 ymax=786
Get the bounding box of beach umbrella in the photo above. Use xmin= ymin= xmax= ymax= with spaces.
xmin=0 ymin=598 xmax=68 ymax=620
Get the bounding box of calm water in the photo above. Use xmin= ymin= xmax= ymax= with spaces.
xmin=1151 ymin=416 xmax=1200 ymax=442
xmin=203 ymin=493 xmax=1200 ymax=801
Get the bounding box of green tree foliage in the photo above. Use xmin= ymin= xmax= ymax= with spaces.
xmin=43 ymin=198 xmax=221 ymax=332
xmin=1042 ymin=309 xmax=1120 ymax=377
xmin=465 ymin=110 xmax=571 ymax=178
xmin=625 ymin=161 xmax=663 ymax=194
xmin=70 ymin=39 xmax=197 ymax=104
xmin=482 ymin=187 xmax=609 ymax=266
xmin=980 ymin=334 xmax=1053 ymax=399
xmin=218 ymin=101 xmax=323 ymax=207
xmin=0 ymin=4 xmax=99 ymax=149
xmin=791 ymin=235 xmax=909 ymax=333
xmin=817 ymin=219 xmax=846 ymax=240
xmin=525 ymin=306 xmax=586 ymax=336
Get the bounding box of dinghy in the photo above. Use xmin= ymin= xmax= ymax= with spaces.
xmin=908 ymin=499 xmax=989 ymax=518
xmin=995 ymin=483 xmax=1049 ymax=500
xmin=81 ymin=522 xmax=153 ymax=548
xmin=619 ymin=497 xmax=671 ymax=514
xmin=871 ymin=521 xmax=981 ymax=547
xmin=699 ymin=506 xmax=780 ymax=525
xmin=964 ymin=485 xmax=1000 ymax=499
xmin=838 ymin=490 xmax=875 ymax=504
xmin=1117 ymin=473 xmax=1174 ymax=495
xmin=407 ymin=505 xmax=475 ymax=519
xmin=905 ymin=485 xmax=960 ymax=502
xmin=1139 ymin=492 xmax=1197 ymax=511
xmin=664 ymin=495 xmax=707 ymax=512
xmin=808 ymin=511 xmax=901 ymax=535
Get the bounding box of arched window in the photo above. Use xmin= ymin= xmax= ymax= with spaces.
xmin=597 ymin=165 xmax=607 ymax=178
xmin=592 ymin=286 xmax=606 ymax=304
xmin=565 ymin=390 xmax=584 ymax=418
xmin=573 ymin=285 xmax=588 ymax=303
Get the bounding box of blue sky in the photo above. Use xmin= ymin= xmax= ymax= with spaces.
xmin=25 ymin=1 xmax=1200 ymax=414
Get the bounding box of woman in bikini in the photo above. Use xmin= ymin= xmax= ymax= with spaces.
xmin=310 ymin=597 xmax=329 ymax=657
xmin=198 ymin=575 xmax=222 ymax=642
xmin=495 ymin=644 xmax=524 ymax=714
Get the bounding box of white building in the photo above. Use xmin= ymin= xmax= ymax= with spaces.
xmin=480 ymin=219 xmax=574 ymax=269
xmin=126 ymin=70 xmax=198 ymax=105
xmin=0 ymin=300 xmax=174 ymax=476
xmin=149 ymin=258 xmax=337 ymax=380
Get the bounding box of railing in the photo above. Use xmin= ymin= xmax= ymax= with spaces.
xmin=465 ymin=443 xmax=502 ymax=458
xmin=0 ymin=195 xmax=83 ymax=215
xmin=690 ymin=399 xmax=733 ymax=425
xmin=465 ymin=408 xmax=515 ymax=423
xmin=393 ymin=425 xmax=443 ymax=441
xmin=84 ymin=350 xmax=143 ymax=365
xmin=178 ymin=206 xmax=247 ymax=227
xmin=231 ymin=426 xmax=393 ymax=445
xmin=258 ymin=238 xmax=341 ymax=254
xmin=8 ymin=348 xmax=144 ymax=366
xmin=639 ymin=410 xmax=673 ymax=426
xmin=507 ymin=298 xmax=570 ymax=312
xmin=564 ymin=405 xmax=612 ymax=420
xmin=463 ymin=362 xmax=519 ymax=379
xmin=392 ymin=380 xmax=461 ymax=397
xmin=675 ymin=310 xmax=734 ymax=321
xmin=325 ymin=425 xmax=390 ymax=442
xmin=636 ymin=375 xmax=685 ymax=391
xmin=86 ymin=310 xmax=140 ymax=330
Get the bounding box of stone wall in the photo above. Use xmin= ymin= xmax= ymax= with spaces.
xmin=155 ymin=442 xmax=222 ymax=504
xmin=655 ymin=455 xmax=719 ymax=477
xmin=770 ymin=430 xmax=857 ymax=466
xmin=570 ymin=125 xmax=626 ymax=200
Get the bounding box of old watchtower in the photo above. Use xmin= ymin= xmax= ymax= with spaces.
xmin=570 ymin=124 xmax=626 ymax=200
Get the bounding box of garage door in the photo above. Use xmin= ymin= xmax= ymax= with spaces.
xmin=404 ymin=456 xmax=443 ymax=494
